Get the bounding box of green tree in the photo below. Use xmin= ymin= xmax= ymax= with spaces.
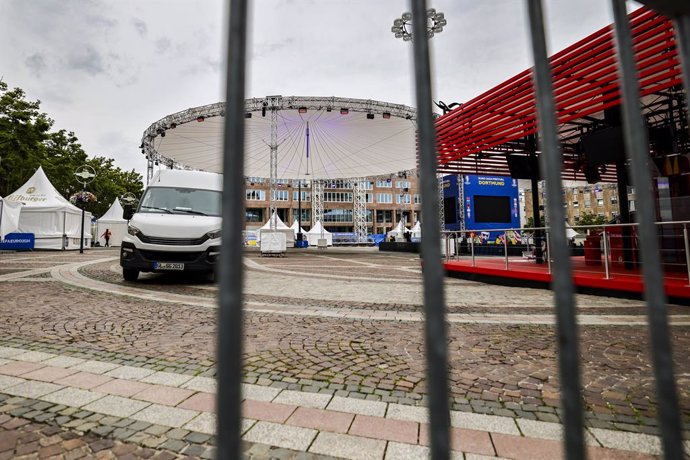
xmin=0 ymin=81 xmax=53 ymax=196
xmin=578 ymin=211 xmax=606 ymax=226
xmin=0 ymin=81 xmax=144 ymax=215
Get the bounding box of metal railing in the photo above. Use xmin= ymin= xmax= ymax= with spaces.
xmin=216 ymin=1 xmax=688 ymax=459
xmin=443 ymin=220 xmax=690 ymax=283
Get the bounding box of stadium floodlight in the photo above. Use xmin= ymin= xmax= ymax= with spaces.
xmin=392 ymin=8 xmax=447 ymax=42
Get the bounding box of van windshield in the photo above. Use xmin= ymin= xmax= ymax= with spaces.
xmin=138 ymin=187 xmax=222 ymax=217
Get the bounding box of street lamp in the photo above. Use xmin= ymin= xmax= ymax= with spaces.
xmin=391 ymin=8 xmax=447 ymax=41
xmin=74 ymin=165 xmax=96 ymax=254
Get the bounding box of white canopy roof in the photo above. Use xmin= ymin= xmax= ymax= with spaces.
xmin=142 ymin=97 xmax=419 ymax=180
xmin=290 ymin=219 xmax=307 ymax=236
xmin=411 ymin=221 xmax=421 ymax=235
xmin=0 ymin=198 xmax=23 ymax=240
xmin=307 ymin=220 xmax=331 ymax=235
xmin=259 ymin=212 xmax=290 ymax=230
xmin=99 ymin=198 xmax=126 ymax=222
xmin=387 ymin=220 xmax=408 ymax=236
xmin=5 ymin=167 xmax=81 ymax=213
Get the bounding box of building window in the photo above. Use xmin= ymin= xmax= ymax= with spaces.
xmin=324 ymin=192 xmax=353 ymax=202
xmin=296 ymin=209 xmax=310 ymax=223
xmin=274 ymin=190 xmax=289 ymax=201
xmin=323 ymin=209 xmax=352 ymax=222
xmin=396 ymin=194 xmax=411 ymax=204
xmin=246 ymin=189 xmax=265 ymax=201
xmin=395 ymin=180 xmax=411 ymax=189
xmin=376 ymin=179 xmax=392 ymax=188
xmin=629 ymin=200 xmax=636 ymax=211
xmin=246 ymin=209 xmax=262 ymax=222
xmin=573 ymin=201 xmax=579 ymax=208
xmin=377 ymin=210 xmax=393 ymax=223
xmin=376 ymin=193 xmax=393 ymax=203
xmin=365 ymin=193 xmax=374 ymax=203
xmin=366 ymin=210 xmax=373 ymax=222
xmin=597 ymin=198 xmax=604 ymax=206
xmin=414 ymin=194 xmax=421 ymax=204
xmin=358 ymin=180 xmax=373 ymax=190
xmin=293 ymin=191 xmax=311 ymax=201
xmin=584 ymin=195 xmax=591 ymax=208
xmin=324 ymin=179 xmax=350 ymax=189
xmin=610 ymin=196 xmax=618 ymax=204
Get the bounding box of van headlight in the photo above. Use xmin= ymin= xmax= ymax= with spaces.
xmin=206 ymin=229 xmax=222 ymax=239
xmin=128 ymin=225 xmax=141 ymax=237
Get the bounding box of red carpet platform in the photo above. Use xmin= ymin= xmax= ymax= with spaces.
xmin=444 ymin=255 xmax=690 ymax=301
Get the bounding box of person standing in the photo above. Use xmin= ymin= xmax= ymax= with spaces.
xmin=101 ymin=228 xmax=112 ymax=247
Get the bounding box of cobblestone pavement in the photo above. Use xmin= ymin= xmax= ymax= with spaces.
xmin=0 ymin=247 xmax=688 ymax=458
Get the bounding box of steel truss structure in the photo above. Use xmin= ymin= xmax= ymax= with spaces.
xmin=311 ymin=180 xmax=324 ymax=226
xmin=351 ymin=178 xmax=368 ymax=243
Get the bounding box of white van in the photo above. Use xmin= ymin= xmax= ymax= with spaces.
xmin=120 ymin=169 xmax=222 ymax=281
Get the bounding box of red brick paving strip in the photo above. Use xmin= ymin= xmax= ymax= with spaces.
xmin=286 ymin=407 xmax=354 ymax=434
xmin=348 ymin=414 xmax=418 ymax=444
xmin=242 ymin=400 xmax=297 ymax=423
xmin=419 ymin=423 xmax=495 ymax=456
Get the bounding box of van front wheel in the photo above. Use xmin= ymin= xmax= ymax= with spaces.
xmin=123 ymin=268 xmax=140 ymax=281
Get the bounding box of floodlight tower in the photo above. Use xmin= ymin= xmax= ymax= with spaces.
xmin=266 ymin=95 xmax=281 ymax=230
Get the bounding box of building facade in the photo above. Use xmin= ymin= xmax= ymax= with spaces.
xmin=244 ymin=174 xmax=421 ymax=234
xmin=521 ymin=183 xmax=637 ymax=226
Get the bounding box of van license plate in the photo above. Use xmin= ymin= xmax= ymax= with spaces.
xmin=154 ymin=262 xmax=184 ymax=270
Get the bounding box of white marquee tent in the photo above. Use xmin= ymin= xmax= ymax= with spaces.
xmin=290 ymin=219 xmax=307 ymax=237
xmin=4 ymin=167 xmax=92 ymax=250
xmin=411 ymin=221 xmax=422 ymax=240
xmin=256 ymin=213 xmax=294 ymax=245
xmin=0 ymin=197 xmax=23 ymax=240
xmin=386 ymin=220 xmax=409 ymax=241
xmin=306 ymin=220 xmax=333 ymax=246
xmin=96 ymin=198 xmax=127 ymax=247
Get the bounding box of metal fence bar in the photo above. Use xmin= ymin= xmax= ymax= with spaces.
xmin=602 ymin=229 xmax=611 ymax=280
xmin=410 ymin=0 xmax=451 ymax=457
xmin=217 ymin=0 xmax=248 ymax=458
xmin=610 ymin=1 xmax=683 ymax=458
xmin=525 ymin=2 xmax=585 ymax=458
xmin=674 ymin=14 xmax=690 ymax=139
xmin=684 ymin=224 xmax=690 ymax=284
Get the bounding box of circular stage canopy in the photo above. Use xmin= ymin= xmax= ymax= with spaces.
xmin=141 ymin=96 xmax=419 ymax=180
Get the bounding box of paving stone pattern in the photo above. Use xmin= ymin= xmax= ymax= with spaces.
xmin=1 ymin=249 xmax=689 ymax=458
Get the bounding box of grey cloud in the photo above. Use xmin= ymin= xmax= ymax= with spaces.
xmin=25 ymin=53 xmax=47 ymax=77
xmin=252 ymin=38 xmax=295 ymax=59
xmin=155 ymin=38 xmax=171 ymax=54
xmin=67 ymin=46 xmax=105 ymax=75
xmin=133 ymin=18 xmax=147 ymax=37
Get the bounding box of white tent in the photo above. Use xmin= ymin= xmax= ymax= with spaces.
xmin=96 ymin=198 xmax=127 ymax=247
xmin=386 ymin=220 xmax=409 ymax=241
xmin=4 ymin=167 xmax=92 ymax=250
xmin=411 ymin=221 xmax=422 ymax=240
xmin=0 ymin=197 xmax=23 ymax=240
xmin=306 ymin=220 xmax=333 ymax=246
xmin=290 ymin=219 xmax=307 ymax=237
xmin=256 ymin=213 xmax=294 ymax=245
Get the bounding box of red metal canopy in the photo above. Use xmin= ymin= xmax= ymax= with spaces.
xmin=435 ymin=7 xmax=683 ymax=182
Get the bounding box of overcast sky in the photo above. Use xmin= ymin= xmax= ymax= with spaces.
xmin=0 ymin=0 xmax=641 ymax=180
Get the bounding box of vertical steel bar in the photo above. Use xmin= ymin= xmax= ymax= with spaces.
xmin=217 ymin=0 xmax=248 ymax=458
xmin=610 ymin=1 xmax=683 ymax=458
xmin=471 ymin=236 xmax=475 ymax=267
xmin=410 ymin=0 xmax=451 ymax=458
xmin=525 ymin=2 xmax=585 ymax=458
xmin=546 ymin=230 xmax=551 ymax=274
xmin=674 ymin=15 xmax=690 ymax=139
xmin=602 ymin=229 xmax=610 ymax=280
xmin=683 ymin=224 xmax=690 ymax=284
xmin=504 ymin=233 xmax=509 ymax=269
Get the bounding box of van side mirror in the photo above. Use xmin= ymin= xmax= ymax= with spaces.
xmin=123 ymin=206 xmax=134 ymax=220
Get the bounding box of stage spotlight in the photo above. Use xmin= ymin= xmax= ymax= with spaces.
xmin=298 ymin=107 xmax=307 ymax=114
xmin=160 ymin=131 xmax=166 ymax=137
xmin=197 ymin=116 xmax=205 ymax=122
xmin=382 ymin=112 xmax=391 ymax=119
xmin=366 ymin=113 xmax=375 ymax=120
xmin=245 ymin=112 xmax=252 ymax=118
xmin=170 ymin=123 xmax=177 ymax=129
xmin=340 ymin=108 xmax=349 ymax=115
xmin=326 ymin=107 xmax=332 ymax=112
xmin=139 ymin=143 xmax=144 ymax=149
